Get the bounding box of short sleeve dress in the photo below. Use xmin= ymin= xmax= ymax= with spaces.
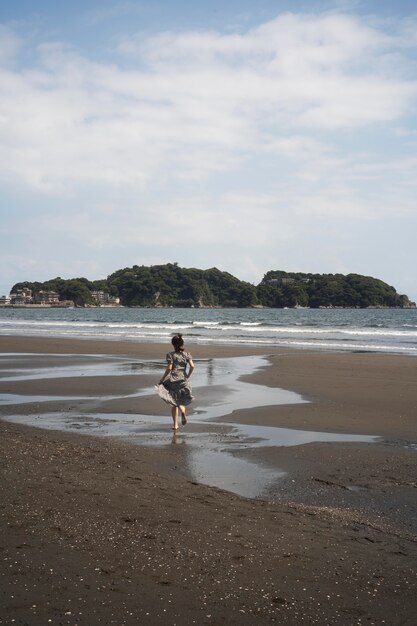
xmin=157 ymin=350 xmax=194 ymax=407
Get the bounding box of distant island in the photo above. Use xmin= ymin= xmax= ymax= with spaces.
xmin=4 ymin=264 xmax=415 ymax=309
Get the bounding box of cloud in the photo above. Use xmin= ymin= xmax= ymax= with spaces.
xmin=1 ymin=10 xmax=417 ymax=299
xmin=0 ymin=12 xmax=416 ymax=193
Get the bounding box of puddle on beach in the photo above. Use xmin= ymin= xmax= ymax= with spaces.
xmin=3 ymin=411 xmax=377 ymax=499
xmin=0 ymin=353 xmax=147 ymax=382
xmin=0 ymin=354 xmax=304 ymax=417
xmin=1 ymin=352 xmax=377 ymax=498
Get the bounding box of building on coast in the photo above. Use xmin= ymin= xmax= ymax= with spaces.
xmin=9 ymin=288 xmax=33 ymax=304
xmin=33 ymin=290 xmax=60 ymax=305
xmin=1 ymin=289 xmax=74 ymax=308
xmin=91 ymin=290 xmax=120 ymax=306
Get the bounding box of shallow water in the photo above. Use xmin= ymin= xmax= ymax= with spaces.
xmin=0 ymin=354 xmax=305 ymax=416
xmin=0 ymin=353 xmax=146 ymax=382
xmin=3 ymin=411 xmax=377 ymax=499
xmin=0 ymin=352 xmax=378 ymax=498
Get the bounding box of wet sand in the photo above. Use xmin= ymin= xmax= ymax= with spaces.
xmin=241 ymin=350 xmax=417 ymax=438
xmin=1 ymin=335 xmax=416 ymax=625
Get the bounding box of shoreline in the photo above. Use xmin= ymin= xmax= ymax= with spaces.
xmin=1 ymin=304 xmax=417 ymax=358
xmin=1 ymin=334 xmax=416 ymax=624
xmin=1 ymin=334 xmax=416 ymax=438
xmin=0 ymin=334 xmax=274 ymax=358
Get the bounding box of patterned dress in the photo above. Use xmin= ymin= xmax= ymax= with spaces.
xmin=157 ymin=350 xmax=194 ymax=407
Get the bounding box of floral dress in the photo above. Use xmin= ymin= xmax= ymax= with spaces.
xmin=157 ymin=350 xmax=194 ymax=407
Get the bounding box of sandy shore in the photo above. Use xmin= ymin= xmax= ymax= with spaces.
xmin=1 ymin=335 xmax=416 ymax=625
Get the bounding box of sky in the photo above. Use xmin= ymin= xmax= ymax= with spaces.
xmin=1 ymin=0 xmax=417 ymax=300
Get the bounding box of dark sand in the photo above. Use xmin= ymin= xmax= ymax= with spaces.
xmin=0 ymin=335 xmax=416 ymax=625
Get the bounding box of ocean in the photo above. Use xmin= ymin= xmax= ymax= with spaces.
xmin=0 ymin=307 xmax=416 ymax=355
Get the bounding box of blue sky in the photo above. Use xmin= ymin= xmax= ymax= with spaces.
xmin=1 ymin=0 xmax=417 ymax=300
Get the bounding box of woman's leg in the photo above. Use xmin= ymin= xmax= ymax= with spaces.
xmin=179 ymin=405 xmax=187 ymax=425
xmin=171 ymin=406 xmax=179 ymax=430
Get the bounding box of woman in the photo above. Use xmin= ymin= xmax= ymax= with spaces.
xmin=157 ymin=334 xmax=195 ymax=431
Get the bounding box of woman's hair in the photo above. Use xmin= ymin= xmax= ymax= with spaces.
xmin=171 ymin=333 xmax=184 ymax=352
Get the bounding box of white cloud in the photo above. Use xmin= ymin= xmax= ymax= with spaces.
xmin=1 ymin=11 xmax=417 ymax=298
xmin=0 ymin=13 xmax=416 ymax=192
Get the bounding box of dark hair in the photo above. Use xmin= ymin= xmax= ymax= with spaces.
xmin=171 ymin=333 xmax=184 ymax=352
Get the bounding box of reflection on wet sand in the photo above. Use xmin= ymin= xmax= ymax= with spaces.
xmin=3 ymin=410 xmax=377 ymax=498
xmin=0 ymin=352 xmax=377 ymax=498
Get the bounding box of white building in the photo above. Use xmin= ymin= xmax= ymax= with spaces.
xmin=10 ymin=289 xmax=33 ymax=304
xmin=34 ymin=290 xmax=60 ymax=305
xmin=91 ymin=290 xmax=120 ymax=306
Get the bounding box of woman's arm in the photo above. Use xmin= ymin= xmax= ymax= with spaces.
xmin=158 ymin=363 xmax=172 ymax=385
xmin=186 ymin=359 xmax=195 ymax=379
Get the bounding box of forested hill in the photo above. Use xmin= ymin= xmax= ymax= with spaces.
xmin=258 ymin=270 xmax=413 ymax=308
xmin=11 ymin=264 xmax=414 ymax=308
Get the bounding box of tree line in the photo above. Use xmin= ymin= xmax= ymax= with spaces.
xmin=11 ymin=264 xmax=414 ymax=308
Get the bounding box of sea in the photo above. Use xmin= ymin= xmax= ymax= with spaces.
xmin=0 ymin=307 xmax=416 ymax=355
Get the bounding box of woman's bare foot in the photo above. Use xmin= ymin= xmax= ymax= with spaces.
xmin=181 ymin=410 xmax=187 ymax=426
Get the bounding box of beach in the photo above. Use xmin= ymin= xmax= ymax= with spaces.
xmin=1 ymin=335 xmax=416 ymax=625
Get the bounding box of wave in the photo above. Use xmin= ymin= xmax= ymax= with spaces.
xmin=197 ymin=336 xmax=417 ymax=353
xmin=2 ymin=319 xmax=417 ymax=338
xmin=1 ymin=308 xmax=416 ymax=355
